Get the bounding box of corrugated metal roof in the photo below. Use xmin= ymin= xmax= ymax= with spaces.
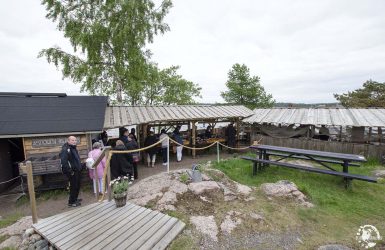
xmin=104 ymin=105 xmax=254 ymax=128
xmin=243 ymin=108 xmax=385 ymax=127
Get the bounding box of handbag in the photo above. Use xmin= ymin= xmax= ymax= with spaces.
xmin=132 ymin=153 xmax=140 ymax=163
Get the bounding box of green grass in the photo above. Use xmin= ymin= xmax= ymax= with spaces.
xmin=214 ymin=156 xmax=385 ymax=247
xmin=0 ymin=213 xmax=23 ymax=229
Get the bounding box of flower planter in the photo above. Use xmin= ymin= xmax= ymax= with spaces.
xmin=113 ymin=192 xmax=127 ymax=208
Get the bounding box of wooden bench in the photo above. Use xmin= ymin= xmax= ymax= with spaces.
xmin=265 ymin=151 xmax=360 ymax=167
xmin=241 ymin=156 xmax=378 ymax=188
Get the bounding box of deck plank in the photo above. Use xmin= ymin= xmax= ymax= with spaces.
xmin=60 ymin=204 xmax=139 ymax=249
xmin=60 ymin=204 xmax=141 ymax=249
xmin=32 ymin=201 xmax=184 ymax=250
xmin=151 ymin=221 xmax=186 ymax=250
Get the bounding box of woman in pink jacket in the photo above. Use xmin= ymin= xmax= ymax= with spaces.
xmin=88 ymin=142 xmax=106 ymax=195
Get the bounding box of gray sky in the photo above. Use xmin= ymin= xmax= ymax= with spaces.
xmin=1 ymin=1 xmax=385 ymax=103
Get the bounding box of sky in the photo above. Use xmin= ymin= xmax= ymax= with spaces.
xmin=1 ymin=0 xmax=385 ymax=104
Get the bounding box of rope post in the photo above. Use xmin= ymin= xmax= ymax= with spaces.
xmin=94 ymin=168 xmax=99 ymax=201
xmin=104 ymin=149 xmax=112 ymax=202
xmin=25 ymin=161 xmax=38 ymax=224
xmin=167 ymin=137 xmax=170 ymax=173
xmin=217 ymin=141 xmax=220 ymax=163
xmin=192 ymin=122 xmax=196 ymax=158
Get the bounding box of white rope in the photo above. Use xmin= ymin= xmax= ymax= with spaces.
xmin=0 ymin=176 xmax=22 ymax=185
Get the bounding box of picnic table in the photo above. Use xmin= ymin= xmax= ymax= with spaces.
xmin=241 ymin=144 xmax=378 ymax=189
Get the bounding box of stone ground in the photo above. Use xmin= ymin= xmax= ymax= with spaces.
xmin=0 ymin=152 xmax=355 ymax=249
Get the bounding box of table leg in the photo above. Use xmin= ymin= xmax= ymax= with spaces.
xmin=342 ymin=160 xmax=351 ymax=189
xmin=258 ymin=150 xmax=263 ymax=171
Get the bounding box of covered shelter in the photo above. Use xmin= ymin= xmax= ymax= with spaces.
xmin=103 ymin=105 xmax=254 ymax=157
xmin=243 ymin=108 xmax=385 ymax=159
xmin=0 ymin=92 xmax=108 ymax=191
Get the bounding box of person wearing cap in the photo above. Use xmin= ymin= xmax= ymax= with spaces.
xmin=144 ymin=131 xmax=159 ymax=167
xmin=87 ymin=142 xmax=106 ymax=195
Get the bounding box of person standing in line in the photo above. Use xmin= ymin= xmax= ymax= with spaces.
xmin=159 ymin=129 xmax=169 ymax=166
xmin=173 ymin=127 xmax=183 ymax=162
xmin=87 ymin=142 xmax=106 ymax=195
xmin=126 ymin=134 xmax=139 ymax=179
xmin=129 ymin=128 xmax=138 ymax=142
xmin=119 ymin=127 xmax=129 ymax=144
xmin=144 ymin=131 xmax=158 ymax=167
xmin=60 ymin=136 xmax=83 ymax=207
xmin=110 ymin=140 xmax=134 ymax=180
xmin=225 ymin=123 xmax=237 ymax=153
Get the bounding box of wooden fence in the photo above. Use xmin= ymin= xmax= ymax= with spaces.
xmin=251 ymin=133 xmax=384 ymax=160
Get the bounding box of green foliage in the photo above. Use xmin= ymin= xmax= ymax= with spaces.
xmin=334 ymin=80 xmax=385 ymax=107
xmin=39 ymin=0 xmax=185 ymax=104
xmin=142 ymin=65 xmax=201 ymax=105
xmin=221 ymin=63 xmax=275 ymax=109
xmin=111 ymin=176 xmax=130 ymax=194
xmin=179 ymin=173 xmax=189 ymax=184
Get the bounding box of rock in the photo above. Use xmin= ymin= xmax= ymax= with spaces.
xmin=168 ymin=181 xmax=188 ymax=194
xmin=128 ymin=192 xmax=163 ymax=206
xmin=0 ymin=235 xmax=22 ymax=249
xmin=317 ymin=244 xmax=353 ymax=250
xmin=201 ymin=173 xmax=211 ymax=181
xmin=220 ymin=211 xmax=242 ymax=234
xmin=372 ymin=170 xmax=385 ymax=177
xmin=236 ymin=183 xmax=252 ymax=196
xmin=0 ymin=216 xmax=33 ymax=236
xmin=31 ymin=233 xmax=42 ymax=241
xmin=188 ymin=181 xmax=220 ymax=195
xmin=190 ymin=215 xmax=218 ymax=241
xmin=224 ymin=195 xmax=237 ymax=201
xmin=199 ymin=196 xmax=211 ymax=203
xmin=244 ymin=197 xmax=256 ymax=202
xmin=34 ymin=239 xmax=48 ymax=249
xmin=157 ymin=191 xmax=177 ymax=205
xmin=28 ymin=244 xmax=35 ymax=250
xmin=261 ymin=180 xmax=314 ymax=207
xmin=25 ymin=228 xmax=35 ymax=237
xmin=249 ymin=213 xmax=264 ymax=222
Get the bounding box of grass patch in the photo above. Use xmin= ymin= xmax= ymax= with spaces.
xmin=0 ymin=213 xmax=23 ymax=229
xmin=168 ymin=234 xmax=197 ymax=250
xmin=214 ymin=156 xmax=385 ymax=247
xmin=179 ymin=173 xmax=189 ymax=184
xmin=36 ymin=189 xmax=67 ymax=201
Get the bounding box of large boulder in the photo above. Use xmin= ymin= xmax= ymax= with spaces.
xmin=220 ymin=211 xmax=242 ymax=234
xmin=0 ymin=235 xmax=22 ymax=249
xmin=261 ymin=180 xmax=314 ymax=207
xmin=188 ymin=181 xmax=221 ymax=195
xmin=372 ymin=170 xmax=385 ymax=178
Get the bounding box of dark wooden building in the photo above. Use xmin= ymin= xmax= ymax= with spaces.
xmin=0 ymin=93 xmax=108 ymax=191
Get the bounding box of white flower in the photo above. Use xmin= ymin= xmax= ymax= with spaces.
xmin=123 ymin=176 xmax=128 ymax=180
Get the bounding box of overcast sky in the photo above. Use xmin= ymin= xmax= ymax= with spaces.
xmin=1 ymin=1 xmax=385 ymax=104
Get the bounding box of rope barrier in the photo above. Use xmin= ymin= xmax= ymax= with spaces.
xmin=97 ymin=136 xmax=263 ymax=202
xmin=0 ymin=176 xmax=22 ymax=185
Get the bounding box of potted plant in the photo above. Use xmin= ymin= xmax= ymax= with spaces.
xmin=110 ymin=176 xmax=131 ymax=207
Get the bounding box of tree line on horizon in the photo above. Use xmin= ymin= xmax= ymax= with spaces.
xmin=39 ymin=0 xmax=384 ymax=109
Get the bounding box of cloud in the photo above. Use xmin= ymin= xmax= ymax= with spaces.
xmin=1 ymin=0 xmax=385 ymax=103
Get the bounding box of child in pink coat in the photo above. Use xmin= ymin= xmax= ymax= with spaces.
xmin=88 ymin=142 xmax=106 ymax=195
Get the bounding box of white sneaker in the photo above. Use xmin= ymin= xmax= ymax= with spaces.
xmin=162 ymin=163 xmax=167 ymax=166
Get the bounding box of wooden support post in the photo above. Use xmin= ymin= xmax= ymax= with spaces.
xmin=167 ymin=137 xmax=170 ymax=173
xmin=368 ymin=127 xmax=372 ymax=143
xmin=339 ymin=126 xmax=343 ymax=142
xmin=192 ymin=121 xmax=196 ymax=158
xmin=188 ymin=122 xmax=191 ymax=156
xmin=25 ymin=161 xmax=38 ymax=224
xmin=217 ymin=141 xmax=220 ymax=163
xmin=379 ymin=127 xmax=383 ymax=145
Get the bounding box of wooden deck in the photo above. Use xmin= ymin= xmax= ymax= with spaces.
xmin=32 ymin=201 xmax=185 ymax=250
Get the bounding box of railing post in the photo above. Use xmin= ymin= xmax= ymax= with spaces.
xmin=217 ymin=141 xmax=220 ymax=163
xmin=25 ymin=161 xmax=38 ymax=224
xmin=103 ymin=149 xmax=112 ymax=202
xmin=94 ymin=168 xmax=99 ymax=201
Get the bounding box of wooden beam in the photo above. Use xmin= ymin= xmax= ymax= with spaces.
xmin=192 ymin=122 xmax=196 ymax=158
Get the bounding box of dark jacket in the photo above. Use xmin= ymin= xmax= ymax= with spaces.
xmin=110 ymin=144 xmax=133 ymax=179
xmin=59 ymin=143 xmax=82 ymax=174
xmin=173 ymin=131 xmax=183 ymax=145
xmin=144 ymin=135 xmax=158 ymax=155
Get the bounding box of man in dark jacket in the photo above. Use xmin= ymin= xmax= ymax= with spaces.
xmin=144 ymin=131 xmax=159 ymax=167
xmin=60 ymin=136 xmax=82 ymax=207
xmin=225 ymin=123 xmax=237 ymax=153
